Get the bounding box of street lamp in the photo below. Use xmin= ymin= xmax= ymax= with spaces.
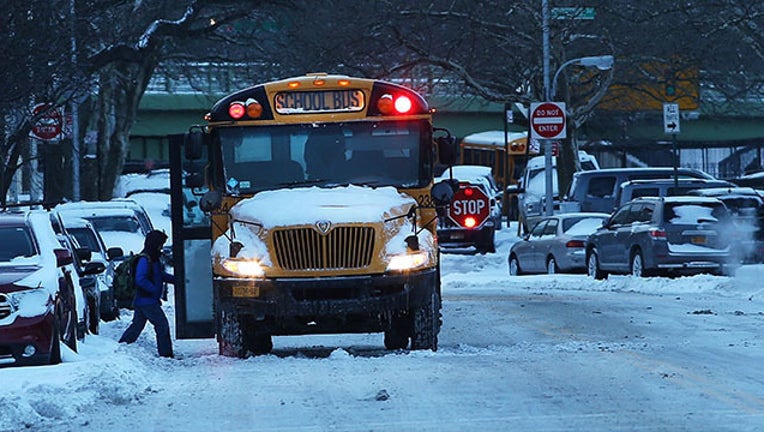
xmin=541 ymin=54 xmax=614 ymax=217
xmin=551 ymin=55 xmax=614 ymax=98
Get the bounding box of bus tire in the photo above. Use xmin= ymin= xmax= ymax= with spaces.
xmin=218 ymin=308 xmax=247 ymax=358
xmin=384 ymin=315 xmax=410 ymax=350
xmin=410 ymin=291 xmax=440 ymax=351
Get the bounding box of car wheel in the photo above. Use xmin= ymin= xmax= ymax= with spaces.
xmin=87 ymin=295 xmax=100 ymax=335
xmin=509 ymin=254 xmax=523 ymax=276
xmin=546 ymin=256 xmax=558 ymax=275
xmin=587 ymin=249 xmax=607 ymax=280
xmin=49 ymin=314 xmax=62 ymax=365
xmin=630 ymin=249 xmax=651 ymax=277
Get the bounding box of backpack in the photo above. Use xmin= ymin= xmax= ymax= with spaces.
xmin=112 ymin=253 xmax=151 ymax=309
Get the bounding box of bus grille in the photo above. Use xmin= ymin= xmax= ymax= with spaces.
xmin=273 ymin=226 xmax=375 ymax=271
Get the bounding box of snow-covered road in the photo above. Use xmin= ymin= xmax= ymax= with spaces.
xmin=3 ymin=229 xmax=764 ymax=432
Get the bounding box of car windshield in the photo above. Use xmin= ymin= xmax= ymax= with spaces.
xmin=563 ymin=216 xmax=607 ymax=235
xmin=88 ymin=216 xmax=142 ymax=233
xmin=68 ymin=227 xmax=102 ymax=253
xmin=215 ymin=121 xmax=428 ymax=193
xmin=0 ymin=226 xmax=36 ymax=262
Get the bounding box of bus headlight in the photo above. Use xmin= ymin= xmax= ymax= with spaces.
xmin=221 ymin=258 xmax=265 ymax=278
xmin=387 ymin=251 xmax=430 ymax=272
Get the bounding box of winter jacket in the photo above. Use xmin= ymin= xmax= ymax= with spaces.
xmin=133 ymin=256 xmax=175 ymax=306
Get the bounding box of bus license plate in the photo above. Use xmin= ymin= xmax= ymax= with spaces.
xmin=233 ymin=285 xmax=259 ymax=298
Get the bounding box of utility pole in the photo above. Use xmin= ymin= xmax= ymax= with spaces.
xmin=542 ymin=0 xmax=554 ymax=216
xmin=70 ymin=0 xmax=80 ymax=201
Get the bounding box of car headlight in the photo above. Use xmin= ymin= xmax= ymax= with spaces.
xmin=387 ymin=251 xmax=430 ymax=272
xmin=6 ymin=288 xmax=52 ymax=316
xmin=221 ymin=258 xmax=265 ymax=278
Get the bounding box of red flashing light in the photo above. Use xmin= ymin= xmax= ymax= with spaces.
xmin=229 ymin=102 xmax=245 ymax=119
xmin=377 ymin=93 xmax=415 ymax=115
xmin=463 ymin=217 xmax=477 ymax=228
xmin=394 ymin=95 xmax=412 ymax=114
xmin=463 ymin=187 xmax=474 ymax=197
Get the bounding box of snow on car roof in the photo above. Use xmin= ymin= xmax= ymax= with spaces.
xmin=461 ymin=130 xmax=527 ymax=147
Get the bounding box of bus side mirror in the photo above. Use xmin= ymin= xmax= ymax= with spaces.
xmin=184 ymin=129 xmax=206 ymax=161
xmin=436 ymin=135 xmax=458 ymax=166
xmin=200 ymin=190 xmax=223 ymax=212
xmin=431 ymin=179 xmax=460 ymax=206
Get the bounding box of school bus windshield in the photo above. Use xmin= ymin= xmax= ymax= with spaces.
xmin=214 ymin=120 xmax=431 ymax=193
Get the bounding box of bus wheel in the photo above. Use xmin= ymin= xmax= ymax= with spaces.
xmin=246 ymin=331 xmax=273 ymax=356
xmin=410 ymin=291 xmax=440 ymax=351
xmin=218 ymin=308 xmax=247 ymax=358
xmin=384 ymin=315 xmax=410 ymax=350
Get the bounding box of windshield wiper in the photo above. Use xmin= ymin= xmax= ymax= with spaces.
xmin=277 ymin=178 xmax=330 ymax=187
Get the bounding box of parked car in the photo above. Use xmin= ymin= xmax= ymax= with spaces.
xmin=54 ymin=204 xmax=147 ymax=256
xmin=434 ymin=179 xmax=497 ymax=254
xmin=562 ymin=167 xmax=716 ymax=215
xmin=508 ymin=212 xmax=609 ymax=275
xmin=0 ymin=210 xmax=80 ymax=366
xmin=53 ymin=214 xmax=122 ymax=321
xmin=437 ymin=165 xmax=503 ymax=229
xmin=516 ymin=151 xmax=600 ymax=232
xmin=687 ymin=187 xmax=764 ymax=262
xmin=585 ymin=196 xmax=736 ymax=279
xmin=615 ymin=178 xmax=735 ymax=210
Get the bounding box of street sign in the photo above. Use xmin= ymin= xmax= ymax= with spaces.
xmin=448 ymin=184 xmax=491 ymax=229
xmin=30 ymin=103 xmax=63 ymax=141
xmin=663 ymin=102 xmax=681 ymax=134
xmin=552 ymin=7 xmax=596 ymax=20
xmin=530 ymin=102 xmax=567 ymax=140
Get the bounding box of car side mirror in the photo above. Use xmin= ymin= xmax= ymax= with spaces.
xmin=54 ymin=248 xmax=73 ymax=267
xmin=83 ymin=261 xmax=106 ymax=276
xmin=107 ymin=247 xmax=124 ymax=260
xmin=75 ymin=247 xmax=92 ymax=262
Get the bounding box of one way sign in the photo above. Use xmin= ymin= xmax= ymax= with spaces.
xmin=663 ymin=103 xmax=680 ymax=134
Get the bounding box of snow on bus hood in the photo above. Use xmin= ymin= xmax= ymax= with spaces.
xmin=212 ymin=186 xmax=425 ymax=263
xmin=230 ymin=185 xmax=416 ymax=227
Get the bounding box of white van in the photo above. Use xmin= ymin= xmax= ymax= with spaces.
xmin=517 ymin=151 xmax=599 ymax=231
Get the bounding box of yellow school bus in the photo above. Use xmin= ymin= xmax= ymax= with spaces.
xmin=170 ymin=73 xmax=457 ymax=356
xmin=458 ymin=130 xmax=538 ymax=219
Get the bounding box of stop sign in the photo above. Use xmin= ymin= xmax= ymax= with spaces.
xmin=30 ymin=103 xmax=63 ymax=141
xmin=530 ymin=102 xmax=566 ymax=140
xmin=448 ymin=184 xmax=491 ymax=229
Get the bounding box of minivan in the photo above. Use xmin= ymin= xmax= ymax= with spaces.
xmin=562 ymin=167 xmax=715 ymax=214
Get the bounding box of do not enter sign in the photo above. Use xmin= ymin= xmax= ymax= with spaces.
xmin=30 ymin=103 xmax=63 ymax=141
xmin=448 ymin=184 xmax=491 ymax=229
xmin=530 ymin=102 xmax=567 ymax=140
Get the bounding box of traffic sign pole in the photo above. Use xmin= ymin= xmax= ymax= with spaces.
xmin=530 ymin=102 xmax=567 ymax=217
xmin=663 ymin=103 xmax=681 ymax=188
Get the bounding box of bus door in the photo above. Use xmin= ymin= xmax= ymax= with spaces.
xmin=168 ymin=134 xmax=215 ymax=339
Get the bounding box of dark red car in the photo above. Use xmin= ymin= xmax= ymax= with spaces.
xmin=0 ymin=211 xmax=79 ymax=366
